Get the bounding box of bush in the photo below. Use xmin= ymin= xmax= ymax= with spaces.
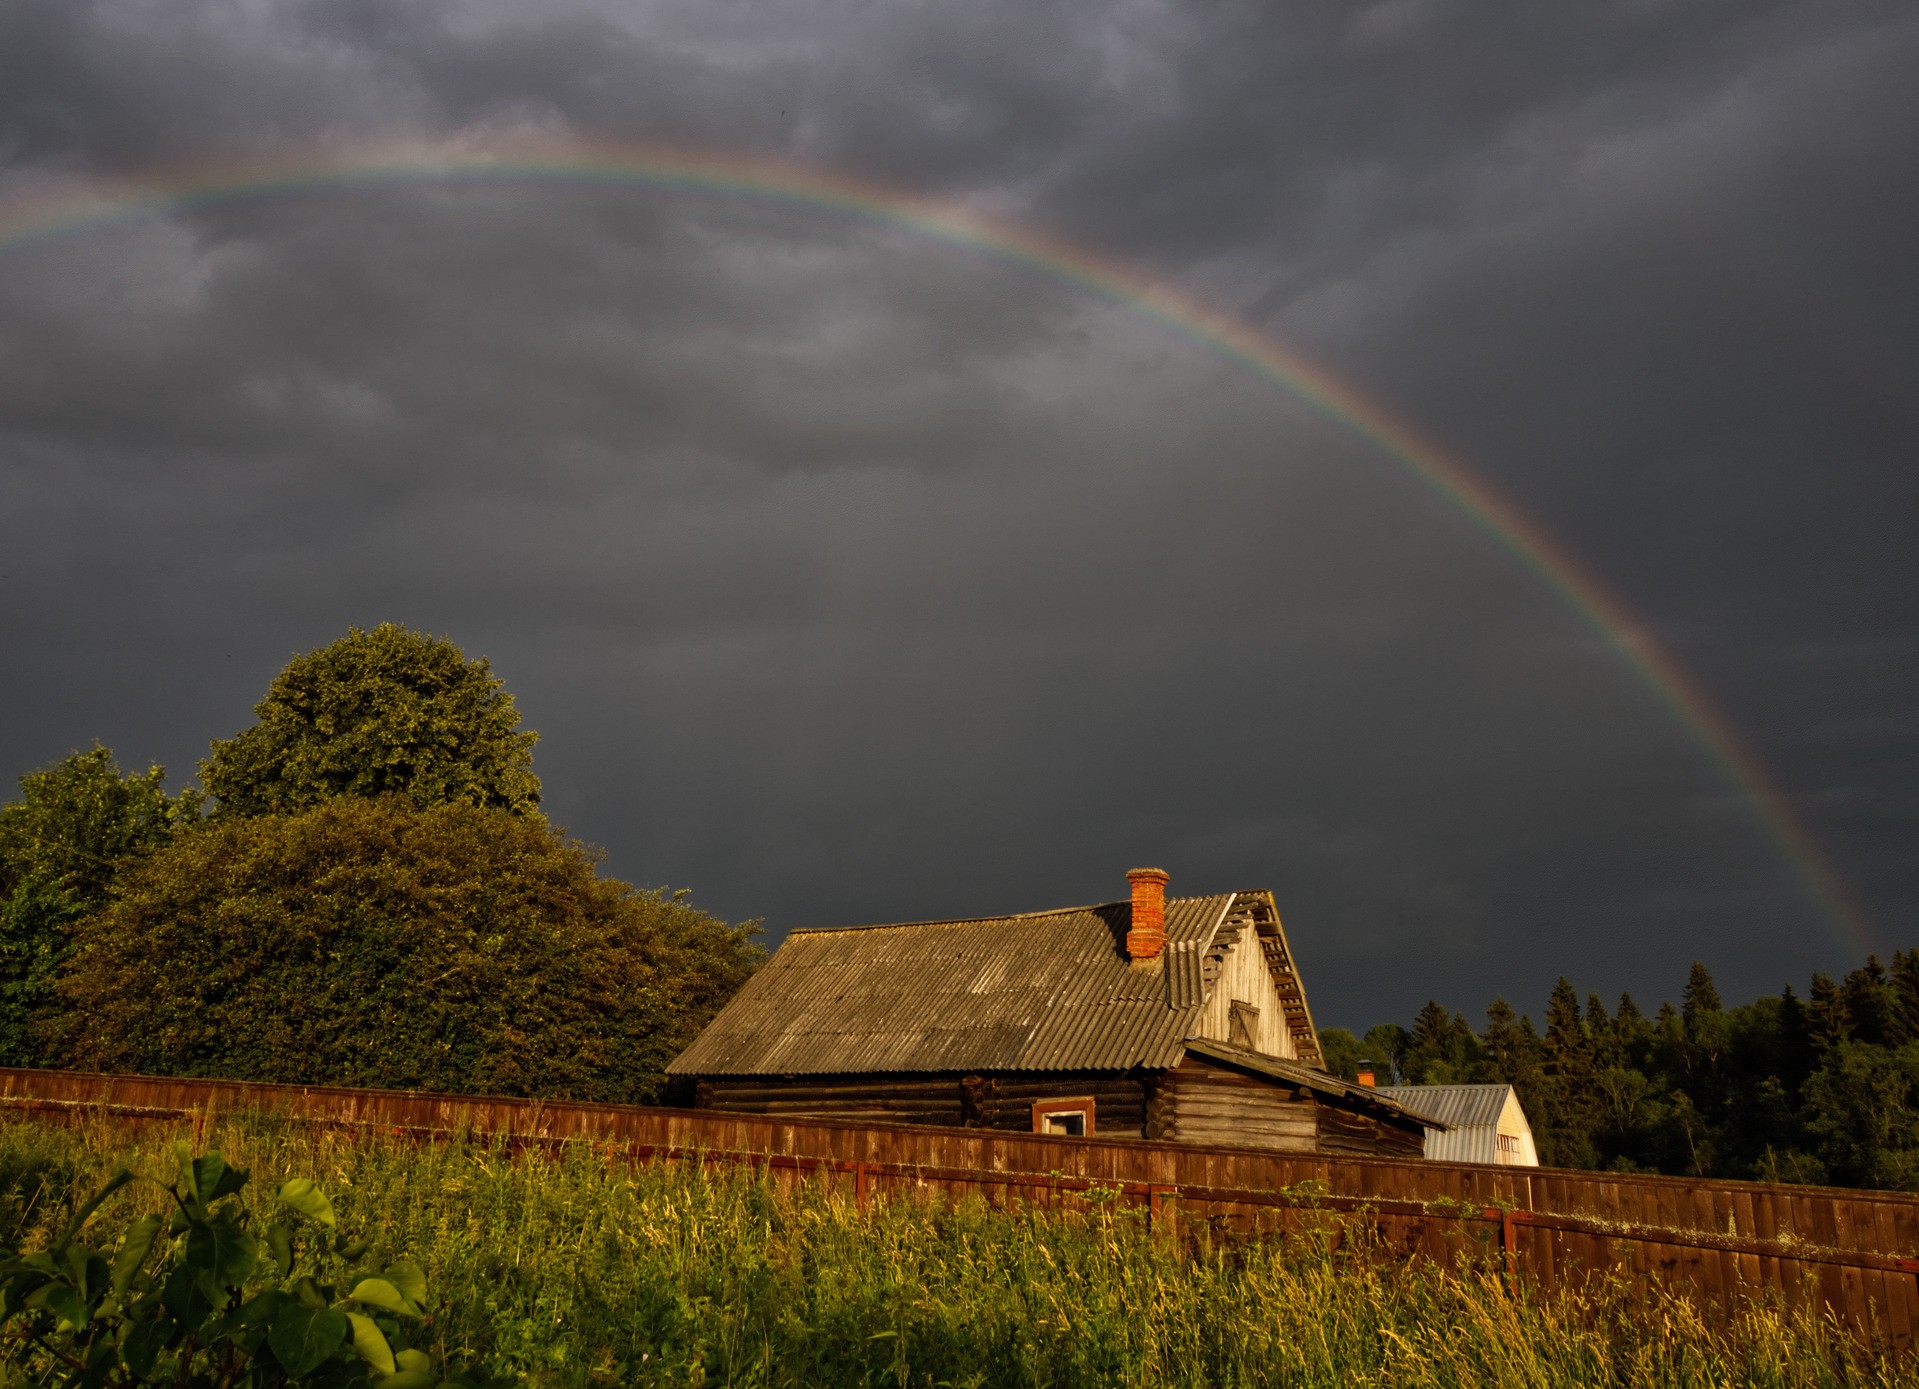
xmin=0 ymin=1140 xmax=477 ymax=1387
xmin=50 ymin=798 xmax=760 ymax=1102
xmin=201 ymin=625 xmax=541 ymax=819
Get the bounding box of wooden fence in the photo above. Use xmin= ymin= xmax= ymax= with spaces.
xmin=3 ymin=1067 xmax=1916 ymax=1347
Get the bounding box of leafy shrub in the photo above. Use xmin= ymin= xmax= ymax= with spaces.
xmin=50 ymin=798 xmax=760 ymax=1102
xmin=200 ymin=624 xmax=541 ymax=820
xmin=0 ymin=1141 xmax=478 ymax=1387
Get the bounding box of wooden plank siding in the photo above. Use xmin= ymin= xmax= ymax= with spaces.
xmin=2 ymin=1067 xmax=1917 ymax=1344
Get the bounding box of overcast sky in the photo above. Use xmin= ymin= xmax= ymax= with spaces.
xmin=2 ymin=0 xmax=1915 ymax=1030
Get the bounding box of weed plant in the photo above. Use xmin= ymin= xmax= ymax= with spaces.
xmin=0 ymin=1116 xmax=1907 ymax=1389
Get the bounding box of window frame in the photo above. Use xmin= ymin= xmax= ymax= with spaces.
xmin=1031 ymin=1096 xmax=1097 ymax=1137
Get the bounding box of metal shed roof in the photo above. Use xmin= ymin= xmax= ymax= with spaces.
xmin=1374 ymin=1083 xmax=1512 ymax=1129
xmin=671 ymin=891 xmax=1294 ymax=1077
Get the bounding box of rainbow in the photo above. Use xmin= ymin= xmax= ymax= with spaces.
xmin=0 ymin=137 xmax=1875 ymax=956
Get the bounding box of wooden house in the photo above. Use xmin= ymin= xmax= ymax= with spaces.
xmin=1374 ymin=1083 xmax=1538 ymax=1165
xmin=668 ymin=868 xmax=1438 ymax=1157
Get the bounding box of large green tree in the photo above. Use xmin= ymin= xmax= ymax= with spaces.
xmin=0 ymin=746 xmax=193 ymax=1065
xmin=50 ymin=797 xmax=760 ymax=1102
xmin=201 ymin=624 xmax=541 ymax=817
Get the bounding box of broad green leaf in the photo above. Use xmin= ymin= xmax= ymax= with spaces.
xmin=206 ymin=1156 xmax=250 ymax=1202
xmin=394 ymin=1348 xmax=432 ymax=1374
xmin=189 ymin=1153 xmax=230 ymax=1208
xmin=63 ymin=1244 xmax=102 ymax=1299
xmin=374 ymin=1373 xmax=434 ymax=1389
xmin=185 ymin=1217 xmax=258 ymax=1297
xmin=348 ymin=1277 xmax=419 ymax=1318
xmin=382 ymin=1260 xmax=427 ymax=1309
xmin=267 ymin=1301 xmax=348 ymax=1378
xmin=112 ymin=1214 xmax=164 ymax=1295
xmin=28 ymin=1281 xmax=88 ymax=1330
xmin=266 ymin=1221 xmax=296 ymax=1280
xmin=0 ymin=1271 xmax=36 ymax=1320
xmin=122 ymin=1318 xmax=170 ymax=1378
xmin=232 ymin=1288 xmax=287 ymax=1329
xmin=276 ymin=1178 xmax=336 ymax=1228
xmin=346 ymin=1311 xmax=398 ymax=1375
xmin=173 ymin=1141 xmax=198 ymax=1210
xmin=160 ymin=1261 xmax=216 ymax=1333
xmin=59 ymin=1168 xmax=131 ymax=1243
xmin=292 ymin=1275 xmax=328 ymax=1310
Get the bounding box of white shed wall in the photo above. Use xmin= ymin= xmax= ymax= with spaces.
xmin=1420 ymin=1090 xmax=1538 ymax=1165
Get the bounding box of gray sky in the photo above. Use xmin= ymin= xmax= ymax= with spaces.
xmin=2 ymin=0 xmax=1915 ymax=1030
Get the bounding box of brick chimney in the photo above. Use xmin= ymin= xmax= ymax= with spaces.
xmin=1356 ymin=1061 xmax=1376 ymax=1088
xmin=1125 ymin=867 xmax=1170 ymax=962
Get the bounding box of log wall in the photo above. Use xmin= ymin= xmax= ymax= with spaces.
xmin=1149 ymin=1054 xmax=1426 ymax=1158
xmin=695 ymin=1071 xmax=1149 ymax=1136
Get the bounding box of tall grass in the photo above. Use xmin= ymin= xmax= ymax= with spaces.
xmin=0 ymin=1116 xmax=1907 ymax=1388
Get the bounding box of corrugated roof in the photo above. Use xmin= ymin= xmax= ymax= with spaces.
xmin=669 ymin=894 xmax=1235 ymax=1076
xmin=1374 ymin=1083 xmax=1510 ymax=1129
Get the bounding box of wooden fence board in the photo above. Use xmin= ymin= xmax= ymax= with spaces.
xmin=2 ymin=1067 xmax=1916 ymax=1341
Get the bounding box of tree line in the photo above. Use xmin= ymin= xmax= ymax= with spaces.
xmin=1320 ymin=956 xmax=1919 ymax=1190
xmin=0 ymin=623 xmax=761 ymax=1102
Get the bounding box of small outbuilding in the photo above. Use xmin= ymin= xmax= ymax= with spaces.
xmin=1373 ymin=1083 xmax=1538 ymax=1165
xmin=668 ymin=869 xmax=1439 ymax=1157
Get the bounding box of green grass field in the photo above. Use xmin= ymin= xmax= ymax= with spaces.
xmin=0 ymin=1116 xmax=1908 ymax=1388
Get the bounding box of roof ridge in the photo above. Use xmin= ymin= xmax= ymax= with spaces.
xmin=786 ymin=891 xmax=1240 ymax=936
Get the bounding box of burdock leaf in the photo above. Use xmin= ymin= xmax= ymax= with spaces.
xmin=27 ymin=1282 xmax=88 ymax=1330
xmin=112 ymin=1214 xmax=164 ymax=1295
xmin=267 ymin=1301 xmax=348 ymax=1378
xmin=185 ymin=1217 xmax=257 ymax=1297
xmin=276 ymin=1178 xmax=336 ymax=1228
xmin=266 ymin=1221 xmax=295 ymax=1281
xmin=346 ymin=1311 xmax=398 ymax=1375
xmin=382 ymin=1260 xmax=427 ymax=1309
xmin=122 ymin=1318 xmax=169 ymax=1377
xmin=347 ymin=1277 xmax=419 ymax=1318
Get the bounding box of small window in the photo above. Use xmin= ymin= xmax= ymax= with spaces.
xmin=1228 ymin=1001 xmax=1260 ymax=1050
xmin=1496 ymin=1133 xmax=1520 ymax=1157
xmin=1032 ymin=1097 xmax=1096 ymax=1137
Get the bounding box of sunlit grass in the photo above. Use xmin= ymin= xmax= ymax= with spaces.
xmin=0 ymin=1116 xmax=1905 ymax=1388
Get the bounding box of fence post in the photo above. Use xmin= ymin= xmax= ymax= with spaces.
xmin=855 ymin=1161 xmax=870 ymax=1210
xmin=1501 ymin=1210 xmax=1519 ymax=1294
xmin=1149 ymin=1184 xmax=1176 ymax=1244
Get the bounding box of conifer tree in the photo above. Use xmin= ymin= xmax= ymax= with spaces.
xmin=1538 ymin=979 xmax=1600 ymax=1167
xmin=1682 ymin=961 xmax=1722 ymax=1021
xmin=1890 ymin=951 xmax=1919 ymax=1046
xmin=1808 ymin=972 xmax=1853 ymax=1053
xmin=1614 ymin=992 xmax=1653 ymax=1056
xmin=1842 ymin=957 xmax=1894 ymax=1047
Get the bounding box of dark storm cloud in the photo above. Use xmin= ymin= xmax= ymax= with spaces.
xmin=1 ymin=0 xmax=1915 ymax=1030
